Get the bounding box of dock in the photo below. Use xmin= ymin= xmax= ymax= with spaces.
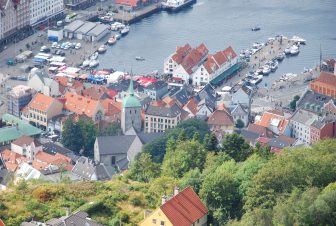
xmin=112 ymin=4 xmax=162 ymax=24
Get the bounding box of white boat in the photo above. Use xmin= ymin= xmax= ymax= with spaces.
xmin=115 ymin=33 xmax=121 ymax=40
xmin=276 ymin=52 xmax=285 ymax=61
xmin=121 ymin=26 xmax=130 ymax=36
xmin=162 ymin=0 xmax=196 ymax=12
xmin=290 ymin=45 xmax=300 ymax=55
xmin=291 ymin=35 xmax=306 ymax=45
xmin=270 ymin=61 xmax=278 ymax=72
xmin=135 ymin=56 xmax=145 ymax=61
xmin=250 ymin=75 xmax=263 ymax=85
xmin=284 ymin=47 xmax=291 ymax=55
xmin=89 ymin=60 xmax=99 ymax=68
xmin=107 ymin=36 xmax=117 ymax=45
xmin=262 ymin=65 xmax=271 ymax=75
xmin=82 ymin=59 xmax=90 ymax=67
xmin=90 ymin=52 xmax=99 ymax=60
xmin=98 ymin=45 xmax=107 ymax=54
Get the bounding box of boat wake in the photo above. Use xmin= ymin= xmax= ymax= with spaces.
xmin=193 ymin=1 xmax=204 ymax=7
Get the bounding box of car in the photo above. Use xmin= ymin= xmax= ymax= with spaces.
xmin=40 ymin=45 xmax=47 ymax=52
xmin=75 ymin=43 xmax=81 ymax=49
xmin=42 ymin=47 xmax=50 ymax=53
xmin=59 ymin=51 xmax=65 ymax=56
xmin=63 ymin=45 xmax=70 ymax=50
xmin=56 ymin=44 xmax=61 ymax=49
xmin=51 ymin=42 xmax=58 ymax=48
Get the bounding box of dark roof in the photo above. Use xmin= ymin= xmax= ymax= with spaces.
xmin=96 ymin=135 xmax=136 ymax=155
xmin=197 ymin=84 xmax=216 ymax=102
xmin=46 ymin=211 xmax=104 ymax=226
xmin=241 ymin=85 xmax=253 ymax=96
xmin=267 ymin=137 xmax=292 ymax=149
xmin=72 ymin=156 xmax=110 ymax=181
xmin=145 ymin=80 xmax=167 ymax=91
xmin=247 ymin=123 xmax=275 ymax=138
xmin=137 ymin=132 xmax=164 ymax=144
xmin=172 ymin=86 xmax=192 ymax=106
xmin=43 ymin=142 xmax=80 ymax=162
xmin=239 ymin=129 xmax=260 ymax=141
xmin=108 ymin=79 xmax=139 ymax=93
xmin=311 ymin=114 xmax=336 ymax=129
xmin=146 ymin=103 xmax=182 ymax=118
xmin=296 ymin=90 xmax=332 ymax=113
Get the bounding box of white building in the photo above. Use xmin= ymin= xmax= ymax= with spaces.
xmin=164 ymin=44 xmax=192 ymax=74
xmin=30 ymin=0 xmax=65 ymax=26
xmin=27 ymin=73 xmax=60 ymax=97
xmin=193 ymin=46 xmax=238 ymax=86
xmin=11 ymin=136 xmax=43 ymax=160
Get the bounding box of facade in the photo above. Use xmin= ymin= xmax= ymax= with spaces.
xmin=164 ymin=44 xmax=192 ymax=74
xmin=207 ymin=109 xmax=235 ymax=133
xmin=193 ymin=46 xmax=238 ymax=86
xmin=121 ymin=80 xmax=142 ymax=133
xmin=145 ymin=103 xmax=182 ymax=133
xmin=230 ymin=103 xmax=249 ymax=127
xmin=143 ymin=80 xmax=168 ymax=100
xmin=140 ymin=187 xmax=208 ymax=226
xmin=64 ymin=0 xmax=96 ymax=10
xmin=310 ymin=115 xmax=336 ymax=144
xmin=63 ymin=92 xmax=105 ymax=121
xmin=30 ymin=0 xmax=64 ymax=27
xmin=11 ymin=136 xmax=42 ymax=160
xmin=27 ymin=93 xmax=63 ymax=129
xmin=310 ymin=71 xmax=336 ymax=98
xmin=7 ymin=85 xmax=34 ymax=117
xmin=27 ymin=73 xmax=60 ymax=97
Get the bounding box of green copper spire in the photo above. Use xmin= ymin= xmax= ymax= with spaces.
xmin=128 ymin=78 xmax=135 ymax=96
xmin=122 ymin=78 xmax=141 ymax=108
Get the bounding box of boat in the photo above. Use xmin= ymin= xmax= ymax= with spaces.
xmin=107 ymin=36 xmax=117 ymax=45
xmin=162 ymin=0 xmax=197 ymax=12
xmin=98 ymin=15 xmax=114 ymax=24
xmin=251 ymin=26 xmax=261 ymax=31
xmin=290 ymin=45 xmax=300 ymax=55
xmin=135 ymin=56 xmax=145 ymax=61
xmin=270 ymin=61 xmax=278 ymax=72
xmin=82 ymin=59 xmax=90 ymax=67
xmin=115 ymin=33 xmax=121 ymax=40
xmin=284 ymin=47 xmax=291 ymax=55
xmin=250 ymin=75 xmax=263 ymax=85
xmin=98 ymin=45 xmax=107 ymax=54
xmin=90 ymin=52 xmax=99 ymax=60
xmin=276 ymin=52 xmax=285 ymax=61
xmin=89 ymin=60 xmax=99 ymax=68
xmin=121 ymin=26 xmax=130 ymax=36
xmin=291 ymin=35 xmax=306 ymax=45
xmin=262 ymin=65 xmax=271 ymax=75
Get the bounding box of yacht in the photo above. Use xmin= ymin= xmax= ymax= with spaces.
xmin=262 ymin=65 xmax=271 ymax=75
xmin=270 ymin=61 xmax=279 ymax=72
xmin=251 ymin=26 xmax=261 ymax=31
xmin=276 ymin=52 xmax=285 ymax=61
xmin=290 ymin=45 xmax=300 ymax=55
xmin=291 ymin=36 xmax=306 ymax=45
xmin=98 ymin=45 xmax=107 ymax=54
xmin=162 ymin=0 xmax=196 ymax=12
xmin=89 ymin=60 xmax=99 ymax=68
xmin=115 ymin=33 xmax=121 ymax=40
xmin=121 ymin=26 xmax=130 ymax=36
xmin=250 ymin=75 xmax=263 ymax=85
xmin=284 ymin=47 xmax=291 ymax=55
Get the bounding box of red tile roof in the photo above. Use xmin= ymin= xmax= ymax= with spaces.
xmin=29 ymin=93 xmax=58 ymax=112
xmin=172 ymin=44 xmax=192 ymax=64
xmin=207 ymin=109 xmax=234 ymax=127
xmin=64 ymin=92 xmax=100 ymax=118
xmin=0 ymin=149 xmax=27 ymax=172
xmin=115 ymin=0 xmax=141 ymax=7
xmin=12 ymin=136 xmax=41 ymax=147
xmin=160 ymin=187 xmax=208 ymax=226
xmin=223 ymin=46 xmax=237 ymax=60
xmin=255 ymin=110 xmax=288 ymax=134
xmin=180 ymin=43 xmax=209 ymax=75
xmin=311 ymin=71 xmax=336 ymax=87
xmin=80 ymin=86 xmax=111 ymax=101
xmin=183 ymin=98 xmax=198 ymax=116
xmin=100 ymin=99 xmax=121 ymax=117
xmin=0 ymin=219 xmax=5 ymax=226
xmin=247 ymin=123 xmax=274 ymax=138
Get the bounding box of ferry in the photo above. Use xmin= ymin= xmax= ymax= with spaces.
xmin=162 ymin=0 xmax=197 ymax=12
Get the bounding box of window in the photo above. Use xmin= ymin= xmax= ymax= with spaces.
xmin=111 ymin=156 xmax=116 ymax=165
xmin=152 ymin=219 xmax=157 ymax=224
xmin=160 ymin=221 xmax=165 ymax=226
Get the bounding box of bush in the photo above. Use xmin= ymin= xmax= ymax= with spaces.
xmin=130 ymin=196 xmax=142 ymax=207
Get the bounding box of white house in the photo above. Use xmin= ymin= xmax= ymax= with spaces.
xmin=163 ymin=44 xmax=192 ymax=74
xmin=11 ymin=136 xmax=43 ymax=160
xmin=193 ymin=46 xmax=238 ymax=86
xmin=30 ymin=0 xmax=64 ymax=26
xmin=27 ymin=73 xmax=60 ymax=97
xmin=231 ymin=86 xmax=253 ymax=107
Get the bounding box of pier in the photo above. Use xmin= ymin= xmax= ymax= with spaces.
xmin=112 ymin=4 xmax=162 ymax=24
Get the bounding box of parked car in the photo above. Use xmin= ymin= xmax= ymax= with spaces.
xmin=75 ymin=43 xmax=81 ymax=49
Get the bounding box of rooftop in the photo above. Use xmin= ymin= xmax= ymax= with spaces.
xmin=146 ymin=103 xmax=182 ymax=118
xmin=29 ymin=93 xmax=58 ymax=112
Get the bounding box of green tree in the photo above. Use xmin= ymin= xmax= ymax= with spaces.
xmin=127 ymin=152 xmax=160 ymax=182
xmin=204 ymin=133 xmax=219 ymax=152
xmin=179 ymin=168 xmax=202 ymax=193
xmin=61 ymin=118 xmax=83 ymax=153
xmin=78 ymin=119 xmax=97 ymax=157
xmin=289 ymin=95 xmax=300 ymax=111
xmin=254 ymin=142 xmax=273 ymax=160
xmin=235 ymin=119 xmax=245 ymax=128
xmin=147 ymin=176 xmax=178 ymax=207
xmin=161 ymin=140 xmax=206 ymax=178
xmin=98 ymin=122 xmax=122 ymax=136
xmin=221 ymin=133 xmax=252 ymax=162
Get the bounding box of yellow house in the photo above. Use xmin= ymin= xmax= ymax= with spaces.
xmin=140 ymin=187 xmax=208 ymax=226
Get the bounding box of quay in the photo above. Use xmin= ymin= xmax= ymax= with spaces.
xmin=112 ymin=4 xmax=162 ymax=24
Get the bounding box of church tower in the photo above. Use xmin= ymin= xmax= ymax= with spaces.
xmin=121 ymin=79 xmax=142 ymax=133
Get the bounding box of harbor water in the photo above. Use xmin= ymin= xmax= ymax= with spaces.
xmin=99 ymin=0 xmax=336 ymax=85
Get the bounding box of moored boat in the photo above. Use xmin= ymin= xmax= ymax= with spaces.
xmin=98 ymin=45 xmax=107 ymax=54
xmin=107 ymin=36 xmax=117 ymax=45
xmin=162 ymin=0 xmax=197 ymax=12
xmin=82 ymin=59 xmax=90 ymax=67
xmin=262 ymin=65 xmax=271 ymax=75
xmin=276 ymin=52 xmax=285 ymax=61
xmin=251 ymin=26 xmax=261 ymax=31
xmin=290 ymin=45 xmax=300 ymax=55
xmin=90 ymin=52 xmax=99 ymax=60
xmin=291 ymin=35 xmax=306 ymax=45
xmin=135 ymin=56 xmax=145 ymax=61
xmin=89 ymin=60 xmax=99 ymax=68
xmin=121 ymin=26 xmax=130 ymax=36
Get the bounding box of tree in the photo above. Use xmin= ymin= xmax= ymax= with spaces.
xmin=254 ymin=142 xmax=273 ymax=160
xmin=147 ymin=176 xmax=178 ymax=207
xmin=204 ymin=133 xmax=219 ymax=152
xmin=200 ymin=162 xmax=242 ymax=225
xmin=127 ymin=152 xmax=160 ymax=182
xmin=98 ymin=122 xmax=122 ymax=136
xmin=61 ymin=118 xmax=83 ymax=153
xmin=179 ymin=168 xmax=202 ymax=193
xmin=221 ymin=133 xmax=252 ymax=162
xmin=78 ymin=119 xmax=97 ymax=157
xmin=289 ymin=95 xmax=300 ymax=111
xmin=235 ymin=119 xmax=245 ymax=128
xmin=161 ymin=140 xmax=206 ymax=178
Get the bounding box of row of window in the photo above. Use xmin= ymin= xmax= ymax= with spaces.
xmin=30 ymin=113 xmax=47 ymax=123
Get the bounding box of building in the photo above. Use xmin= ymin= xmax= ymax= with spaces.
xmin=143 ymin=80 xmax=168 ymax=100
xmin=193 ymin=46 xmax=238 ymax=86
xmin=255 ymin=109 xmax=290 ymax=136
xmin=207 ymin=108 xmax=235 ymax=133
xmin=64 ymin=0 xmax=96 ymax=10
xmin=115 ymin=0 xmax=150 ymax=11
xmin=11 ymin=136 xmax=42 ymax=160
xmin=140 ymin=187 xmax=208 ymax=226
xmin=27 ymin=73 xmax=60 ymax=97
xmin=94 ymin=128 xmax=163 ymax=175
xmin=310 ymin=115 xmax=336 ymax=144
xmin=296 ymin=89 xmax=333 ymax=114
xmin=121 ymin=80 xmax=142 ymax=133
xmin=29 ymin=0 xmax=64 ymax=27
xmin=231 ymin=85 xmax=253 ymax=107
xmin=100 ymin=99 xmax=121 ymax=123
xmin=27 ymin=93 xmax=63 ymax=129
xmin=0 ymin=113 xmax=42 ymax=145
xmin=230 ymin=103 xmax=249 ymax=127
xmin=164 ymin=44 xmax=192 ymax=74
xmin=145 ymin=103 xmax=182 ymax=133
xmin=256 ymin=135 xmax=297 ymax=153
xmin=74 ymin=21 xmax=96 ymax=40
xmin=310 ymin=71 xmax=336 ymax=98
xmin=7 ymin=85 xmax=34 ymax=117
xmin=86 ymin=23 xmax=109 ymax=42
xmin=63 ymin=20 xmax=85 ymax=38
xmin=72 ymin=156 xmax=111 ymax=181
xmin=63 ymin=92 xmax=105 ymax=122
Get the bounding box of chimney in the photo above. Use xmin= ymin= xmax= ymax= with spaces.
xmin=161 ymin=195 xmax=166 ymax=205
xmin=174 ymin=186 xmax=179 ymax=196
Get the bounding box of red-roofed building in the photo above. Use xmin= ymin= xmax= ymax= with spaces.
xmin=115 ymin=0 xmax=151 ymax=10
xmin=100 ymin=99 xmax=121 ymax=122
xmin=254 ymin=110 xmax=290 ymax=136
xmin=193 ymin=46 xmax=238 ymax=86
xmin=164 ymin=44 xmax=192 ymax=74
xmin=0 ymin=149 xmax=27 ymax=172
xmin=310 ymin=71 xmax=336 ymax=98
xmin=140 ymin=187 xmax=208 ymax=226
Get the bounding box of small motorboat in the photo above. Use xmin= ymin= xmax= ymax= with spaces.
xmin=256 ymin=67 xmax=264 ymax=75
xmin=291 ymin=35 xmax=306 ymax=45
xmin=276 ymin=52 xmax=285 ymax=61
xmin=107 ymin=36 xmax=117 ymax=45
xmin=89 ymin=60 xmax=99 ymax=68
xmin=251 ymin=26 xmax=261 ymax=31
xmin=115 ymin=33 xmax=121 ymax=40
xmin=290 ymin=45 xmax=300 ymax=55
xmin=250 ymin=75 xmax=263 ymax=85
xmin=270 ymin=61 xmax=279 ymax=72
xmin=121 ymin=26 xmax=130 ymax=36
xmin=98 ymin=45 xmax=107 ymax=54
xmin=135 ymin=56 xmax=145 ymax=61
xmin=82 ymin=59 xmax=90 ymax=67
xmin=90 ymin=52 xmax=99 ymax=60
xmin=284 ymin=47 xmax=291 ymax=55
xmin=262 ymin=65 xmax=271 ymax=75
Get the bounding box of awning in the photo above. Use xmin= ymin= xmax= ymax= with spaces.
xmin=172 ymin=77 xmax=183 ymax=81
xmin=210 ymin=63 xmax=241 ymax=86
